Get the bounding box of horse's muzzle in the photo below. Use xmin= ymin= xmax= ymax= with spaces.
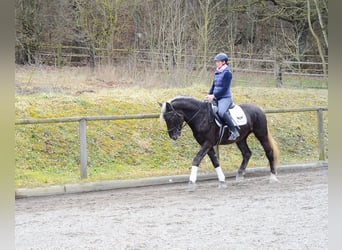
xmin=169 ymin=130 xmax=181 ymax=140
xmin=170 ymin=134 xmax=179 ymax=140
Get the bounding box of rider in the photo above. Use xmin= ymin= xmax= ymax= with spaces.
xmin=205 ymin=52 xmax=240 ymax=140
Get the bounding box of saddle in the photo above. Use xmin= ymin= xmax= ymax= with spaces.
xmin=211 ymin=102 xmax=247 ymax=127
xmin=210 ymin=102 xmax=247 ymax=143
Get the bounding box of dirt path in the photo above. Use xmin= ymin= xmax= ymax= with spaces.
xmin=15 ymin=168 xmax=328 ymax=250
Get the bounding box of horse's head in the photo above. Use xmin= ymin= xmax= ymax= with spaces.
xmin=159 ymin=102 xmax=184 ymax=140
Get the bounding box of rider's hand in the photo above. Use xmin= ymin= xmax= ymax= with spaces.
xmin=205 ymin=94 xmax=215 ymax=102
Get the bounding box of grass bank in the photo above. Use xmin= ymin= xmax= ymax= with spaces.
xmin=15 ymin=66 xmax=328 ymax=188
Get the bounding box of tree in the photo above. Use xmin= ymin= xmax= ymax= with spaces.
xmin=75 ymin=0 xmax=134 ymax=63
xmin=14 ymin=0 xmax=328 ymax=69
xmin=15 ymin=0 xmax=42 ymax=64
xmin=307 ymin=0 xmax=327 ymax=76
xmin=261 ymin=0 xmax=327 ymax=62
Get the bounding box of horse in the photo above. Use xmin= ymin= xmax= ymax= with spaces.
xmin=159 ymin=96 xmax=279 ymax=190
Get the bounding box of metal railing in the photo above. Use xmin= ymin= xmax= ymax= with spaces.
xmin=15 ymin=107 xmax=328 ymax=179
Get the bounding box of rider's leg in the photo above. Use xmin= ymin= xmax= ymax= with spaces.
xmin=217 ymin=98 xmax=239 ymax=140
xmin=217 ymin=97 xmax=230 ymax=119
xmin=221 ymin=112 xmax=239 ymax=140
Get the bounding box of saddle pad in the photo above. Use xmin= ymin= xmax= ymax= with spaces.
xmin=229 ymin=105 xmax=247 ymax=126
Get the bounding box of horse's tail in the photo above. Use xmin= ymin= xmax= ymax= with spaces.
xmin=268 ymin=128 xmax=279 ymax=171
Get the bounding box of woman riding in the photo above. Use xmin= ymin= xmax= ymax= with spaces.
xmin=205 ymin=52 xmax=240 ymax=140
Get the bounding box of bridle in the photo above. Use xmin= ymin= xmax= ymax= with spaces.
xmin=164 ymin=107 xmax=185 ymax=133
xmin=164 ymin=103 xmax=201 ymax=133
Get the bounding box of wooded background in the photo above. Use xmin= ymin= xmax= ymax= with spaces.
xmin=15 ymin=0 xmax=328 ymax=76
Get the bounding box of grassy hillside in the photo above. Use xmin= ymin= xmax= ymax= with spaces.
xmin=15 ymin=66 xmax=328 ymax=188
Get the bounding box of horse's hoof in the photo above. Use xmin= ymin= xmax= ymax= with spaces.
xmin=236 ymin=174 xmax=244 ymax=182
xmin=218 ymin=181 xmax=228 ymax=189
xmin=187 ymin=181 xmax=197 ymax=192
xmin=269 ymin=173 xmax=279 ymax=183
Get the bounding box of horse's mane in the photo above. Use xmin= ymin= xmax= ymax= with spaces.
xmin=169 ymin=96 xmax=203 ymax=106
xmin=169 ymin=95 xmax=196 ymax=102
xmin=160 ymin=96 xmax=202 ymax=120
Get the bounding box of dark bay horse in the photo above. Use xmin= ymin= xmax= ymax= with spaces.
xmin=160 ymin=96 xmax=279 ymax=189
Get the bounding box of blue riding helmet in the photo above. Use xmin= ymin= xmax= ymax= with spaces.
xmin=214 ymin=53 xmax=229 ymax=62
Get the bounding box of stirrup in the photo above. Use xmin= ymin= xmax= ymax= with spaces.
xmin=228 ymin=130 xmax=239 ymax=140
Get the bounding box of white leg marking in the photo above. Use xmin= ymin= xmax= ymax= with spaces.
xmin=216 ymin=166 xmax=227 ymax=189
xmin=189 ymin=166 xmax=198 ymax=183
xmin=215 ymin=166 xmax=225 ymax=182
xmin=269 ymin=173 xmax=279 ymax=183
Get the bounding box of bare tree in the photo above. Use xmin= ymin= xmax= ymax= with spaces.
xmin=15 ymin=0 xmax=328 ymax=69
xmin=307 ymin=0 xmax=327 ymax=76
xmin=15 ymin=0 xmax=43 ymax=64
xmin=313 ymin=0 xmax=328 ymax=49
xmin=261 ymin=0 xmax=324 ymax=62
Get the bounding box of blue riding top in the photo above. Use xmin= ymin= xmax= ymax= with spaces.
xmin=208 ymin=65 xmax=233 ymax=100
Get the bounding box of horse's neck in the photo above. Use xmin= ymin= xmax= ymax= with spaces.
xmin=173 ymin=99 xmax=202 ymax=121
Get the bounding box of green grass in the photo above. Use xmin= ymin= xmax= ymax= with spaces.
xmin=15 ymin=67 xmax=328 ymax=188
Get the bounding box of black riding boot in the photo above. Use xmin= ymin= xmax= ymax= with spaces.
xmin=221 ymin=112 xmax=240 ymax=140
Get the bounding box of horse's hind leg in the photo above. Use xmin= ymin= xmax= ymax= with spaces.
xmin=254 ymin=128 xmax=279 ymax=183
xmin=236 ymin=138 xmax=252 ymax=181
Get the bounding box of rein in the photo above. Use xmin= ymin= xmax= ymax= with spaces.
xmin=185 ymin=108 xmax=201 ymax=125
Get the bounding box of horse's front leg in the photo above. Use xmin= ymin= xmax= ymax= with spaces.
xmin=188 ymin=144 xmax=211 ymax=191
xmin=207 ymin=148 xmax=227 ymax=189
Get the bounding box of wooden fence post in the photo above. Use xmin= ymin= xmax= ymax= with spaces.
xmin=79 ymin=119 xmax=88 ymax=179
xmin=57 ymin=44 xmax=62 ymax=69
xmin=317 ymin=108 xmax=326 ymax=161
xmin=88 ymin=44 xmax=95 ymax=71
xmin=275 ymin=59 xmax=283 ymax=87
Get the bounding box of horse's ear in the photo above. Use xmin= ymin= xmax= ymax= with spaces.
xmin=165 ymin=102 xmax=172 ymax=111
xmin=158 ymin=102 xmax=163 ymax=107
